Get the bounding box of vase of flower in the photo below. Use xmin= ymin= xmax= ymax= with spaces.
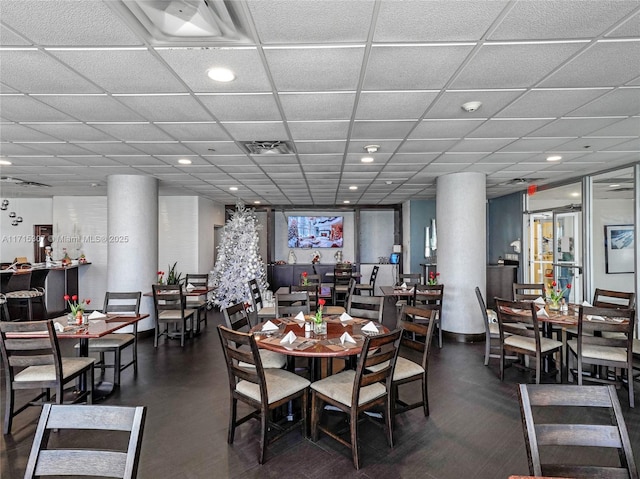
xmin=313 ymin=298 xmax=327 ymax=335
xmin=548 ymin=299 xmax=560 ymax=311
xmin=65 ymin=294 xmax=91 ymax=325
xmin=546 ymin=280 xmax=571 ymax=311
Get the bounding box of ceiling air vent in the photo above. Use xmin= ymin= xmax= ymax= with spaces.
xmin=242 ymin=140 xmax=295 ymax=155
xmin=108 ymin=0 xmax=253 ymax=45
xmin=0 ymin=176 xmax=50 ymax=188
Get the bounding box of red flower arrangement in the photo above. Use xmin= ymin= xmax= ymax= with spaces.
xmin=64 ymin=294 xmax=91 ymax=317
xmin=547 ymin=281 xmax=571 ymax=304
xmin=428 ymin=271 xmax=440 ymax=285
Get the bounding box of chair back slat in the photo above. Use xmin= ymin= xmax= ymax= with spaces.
xmin=185 ymin=274 xmax=209 ymax=287
xmin=518 ymin=384 xmax=638 ymax=478
xmin=353 ymin=330 xmax=402 ymax=400
xmin=218 ymin=325 xmax=266 ymax=395
xmin=248 ymin=278 xmax=265 ymax=311
xmin=347 ymin=295 xmax=383 ymax=322
xmin=578 ymin=306 xmax=635 ymax=349
xmin=103 ymin=292 xmax=141 ymax=315
xmin=513 ymin=283 xmax=544 ymax=301
xmin=0 ymin=320 xmax=61 ymax=377
xmin=223 ymin=302 xmax=250 ymax=332
xmin=398 ymin=273 xmax=421 ymax=287
xmin=593 ymin=288 xmax=635 ymax=309
xmin=24 ymin=403 xmax=146 ymax=479
xmin=275 ymin=292 xmax=310 ymax=317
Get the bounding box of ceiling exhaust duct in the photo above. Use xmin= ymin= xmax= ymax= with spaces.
xmin=242 ymin=140 xmax=295 ymax=155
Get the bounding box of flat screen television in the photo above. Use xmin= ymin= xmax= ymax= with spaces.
xmin=287 ymin=216 xmax=343 ymax=248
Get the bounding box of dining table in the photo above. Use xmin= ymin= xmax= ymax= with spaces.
xmin=8 ymin=314 xmax=148 ymax=399
xmin=249 ymin=315 xmax=389 ymax=381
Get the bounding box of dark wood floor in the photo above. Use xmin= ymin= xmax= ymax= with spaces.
xmin=3 ymin=309 xmax=640 ymax=478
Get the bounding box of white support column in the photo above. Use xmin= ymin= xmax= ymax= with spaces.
xmin=107 ymin=175 xmax=158 ymax=331
xmin=437 ymin=172 xmax=486 ymax=337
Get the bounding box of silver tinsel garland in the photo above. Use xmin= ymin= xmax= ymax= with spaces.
xmin=211 ymin=202 xmax=269 ymax=309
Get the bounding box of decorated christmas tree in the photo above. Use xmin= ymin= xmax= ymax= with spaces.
xmin=211 ymin=202 xmax=268 ymax=309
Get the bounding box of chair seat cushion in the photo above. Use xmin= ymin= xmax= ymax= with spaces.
xmin=311 ymin=370 xmax=386 ymax=407
xmin=81 ymin=333 xmax=135 ymax=350
xmin=367 ymin=356 xmax=423 ymax=381
xmin=354 ymin=284 xmax=373 ymax=290
xmin=236 ymin=368 xmax=310 ymax=404
xmin=257 ymin=306 xmax=275 ymax=318
xmin=6 ymin=290 xmax=44 ymax=298
xmin=568 ymin=340 xmax=627 ymax=362
xmin=14 ymin=357 xmax=95 ymax=382
xmin=239 ymin=349 xmax=286 ymax=369
xmin=505 ymin=335 xmax=562 ymax=353
xmin=159 ymin=309 xmax=196 ymax=320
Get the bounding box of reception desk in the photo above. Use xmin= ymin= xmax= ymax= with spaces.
xmin=1 ymin=263 xmax=91 ymax=318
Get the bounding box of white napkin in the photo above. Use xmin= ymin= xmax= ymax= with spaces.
xmin=582 ymin=301 xmax=593 ymax=307
xmin=294 ymin=311 xmax=305 ymax=321
xmin=54 ymin=322 xmax=65 ymax=332
xmin=533 ymin=297 xmax=546 ymax=305
xmin=339 ymin=312 xmax=352 ymax=323
xmin=280 ymin=330 xmax=297 ymax=344
xmin=186 ymin=283 xmax=195 ymax=291
xmin=537 ymin=307 xmax=549 ymax=318
xmin=362 ymin=321 xmax=378 ymax=332
xmin=88 ymin=310 xmax=106 ymax=319
xmin=261 ymin=320 xmax=279 ymax=331
xmin=400 ymin=282 xmax=408 ymax=290
xmin=340 ymin=332 xmax=356 ymax=345
xmin=587 ymin=314 xmax=605 ymax=321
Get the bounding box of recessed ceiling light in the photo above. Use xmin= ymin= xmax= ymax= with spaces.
xmin=207 ymin=67 xmax=235 ymax=82
xmin=609 ymin=184 xmax=620 ymax=188
xmin=343 ymin=200 xmax=350 ymax=204
xmin=349 ymin=185 xmax=358 ymax=190
xmin=178 ymin=158 xmax=192 ymax=165
xmin=571 ymin=192 xmax=580 ymax=197
xmin=229 ymin=186 xmax=238 ymax=191
xmin=0 ymin=159 xmax=12 ymax=165
xmin=385 ymin=181 xmax=393 ymax=185
xmin=254 ymin=200 xmax=261 ymax=204
xmin=546 ymin=155 xmax=562 ymax=162
xmin=361 ymin=157 xmax=374 ymax=163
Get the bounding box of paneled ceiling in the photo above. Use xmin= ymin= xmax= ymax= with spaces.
xmin=0 ymin=0 xmax=639 ymax=205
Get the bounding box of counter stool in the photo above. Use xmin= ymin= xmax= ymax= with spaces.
xmin=5 ymin=288 xmax=47 ymax=321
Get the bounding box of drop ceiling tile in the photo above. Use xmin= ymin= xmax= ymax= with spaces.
xmin=541 ymin=41 xmax=640 ymax=88
xmin=568 ymin=88 xmax=640 ymax=117
xmin=449 ymin=138 xmax=516 ymax=152
xmin=498 ymin=137 xmax=575 ymax=152
xmin=108 ymin=156 xmax=164 ymax=166
xmin=78 ymin=142 xmax=148 ymax=156
xmin=587 ymin=117 xmax=640 ymax=137
xmin=496 ymin=89 xmax=611 ymax=118
xmin=0 ymin=95 xmax=83 ymax=122
xmin=154 ymin=122 xmax=230 ymax=142
xmin=0 ymin=123 xmax=61 ymax=142
xmin=4 ymin=156 xmax=78 ymax=167
xmin=247 ymin=0 xmax=374 ymax=43
xmin=63 ymin=156 xmax=125 ymax=167
xmin=464 ymin=163 xmax=507 ymax=174
xmin=364 ymin=45 xmax=474 ymax=90
xmin=468 ymin=119 xmax=555 ymax=138
xmin=0 ymin=24 xmax=30 ymax=45
xmin=388 ymin=153 xmax=439 ymax=164
xmin=298 ymin=155 xmax=343 ymax=165
xmin=553 ymin=138 xmax=630 ymax=152
xmin=287 ymin=121 xmax=349 ymax=140
xmin=17 ymin=142 xmax=97 ymax=156
xmin=157 ymin=48 xmax=272 ymax=93
xmin=295 ymin=141 xmax=346 ymax=154
xmin=90 ymin=123 xmax=173 ymax=141
xmin=115 ymin=96 xmax=214 ymax=122
xmin=451 ymin=43 xmax=585 ymax=89
xmin=125 ymin=143 xmax=198 ymax=156
xmin=606 ymin=10 xmax=640 ymax=37
xmin=605 ymin=138 xmax=640 ymax=151
xmin=49 ymin=50 xmax=187 ymax=94
xmin=264 ymin=47 xmax=365 ymax=91
xmin=347 ymin=140 xmax=402 ymax=154
xmin=201 ymin=153 xmax=252 ymax=163
xmin=22 ymin=123 xmax=115 ymax=142
xmin=198 ymin=94 xmax=282 ymax=121
xmin=530 ymin=117 xmax=623 ymax=137
xmin=356 ymin=92 xmax=438 ymax=120
xmin=351 ymin=120 xmax=416 ymax=139
xmin=0 ymin=142 xmax=46 ymax=155
xmin=410 ymin=120 xmax=484 ymax=139
xmin=344 ymin=153 xmax=390 ymax=164
xmin=279 ymin=93 xmax=356 ymax=121
xmin=0 ymin=0 xmax=143 ymax=45
xmin=221 ymin=121 xmax=288 ymax=140
xmin=397 ymin=139 xmax=458 ymax=153
xmin=489 ymin=1 xmax=638 ymax=40
xmin=426 ymin=90 xmax=524 ymax=119
xmin=374 ymin=0 xmax=508 ymax=41
xmin=250 ymin=156 xmax=298 ymax=166
xmin=0 ymin=51 xmax=102 ymax=94
xmin=479 ymin=152 xmax=536 ymax=163
xmin=435 ymin=153 xmax=488 ymax=163
xmin=32 ymin=95 xmax=145 ymax=122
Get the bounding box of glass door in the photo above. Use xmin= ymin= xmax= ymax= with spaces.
xmin=528 ymin=213 xmax=554 ymax=286
xmin=553 ymin=211 xmax=583 ymax=304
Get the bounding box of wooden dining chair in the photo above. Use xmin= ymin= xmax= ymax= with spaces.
xmin=413 ymin=284 xmax=444 ymax=348
xmin=81 ymin=291 xmax=141 ymax=386
xmin=354 ymin=265 xmax=379 ymax=296
xmin=325 ymin=278 xmax=355 ymax=315
xmin=517 ymin=384 xmax=638 ymax=479
xmin=0 ymin=320 xmax=95 ymax=435
xmin=275 ymin=291 xmax=310 ymax=317
xmin=24 ymin=403 xmax=146 ymax=479
xmin=593 ymin=288 xmax=636 ymax=309
xmin=185 ymin=273 xmax=210 ymax=330
xmin=310 ymin=329 xmax=402 ymax=469
xmin=475 ymin=287 xmax=500 ymax=366
xmin=332 ymin=263 xmax=353 ymax=307
xmin=222 ymin=303 xmax=286 ymax=369
xmin=512 ymin=283 xmax=544 ymax=301
xmin=398 ymin=272 xmax=421 ymax=287
xmin=152 ymin=284 xmax=196 ymax=347
xmin=248 ymin=278 xmax=275 ymax=322
xmin=494 ymin=299 xmax=563 ymax=384
xmin=567 ymin=305 xmax=635 ymax=407
xmin=217 ymin=325 xmax=310 ymax=464
xmin=346 ymin=293 xmax=383 ymax=322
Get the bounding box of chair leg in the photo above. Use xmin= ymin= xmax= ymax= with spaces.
xmin=3 ymin=388 xmax=14 ymax=435
xmin=438 ymin=319 xmax=443 ymax=348
xmin=310 ymin=392 xmax=321 ymax=442
xmin=301 ymin=389 xmax=308 ymax=439
xmin=132 ymin=338 xmax=138 ymax=376
xmin=154 ymin=324 xmax=159 ymax=348
xmin=535 ymin=355 xmax=542 ymax=384
xmin=99 ymin=352 xmax=106 ymax=374
xmin=422 ymin=373 xmax=429 ymax=417
xmin=500 ymin=350 xmax=505 ymax=381
xmin=484 ymin=334 xmax=491 ymax=366
xmin=87 ymin=366 xmax=94 ymax=404
xmin=259 ymin=405 xmax=268 ymax=464
xmin=228 ymin=398 xmax=237 ymax=444
xmin=385 ymin=397 xmax=394 ymax=448
xmin=350 ymin=408 xmax=360 ymax=469
xmin=114 ymin=349 xmax=121 ymax=386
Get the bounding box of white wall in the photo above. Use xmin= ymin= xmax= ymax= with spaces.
xmin=0 ymin=198 xmax=53 ymax=263
xmin=359 ymin=209 xmax=395 ymax=264
xmin=197 ymin=197 xmax=223 ymax=274
xmin=274 ymin=210 xmax=355 ymax=264
xmin=158 ymin=196 xmax=199 ymax=278
xmin=592 ymin=198 xmax=634 ymax=294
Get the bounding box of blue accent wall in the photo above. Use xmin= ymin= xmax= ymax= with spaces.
xmin=409 ymin=200 xmax=436 ymax=273
xmin=487 ymin=192 xmax=523 ymax=265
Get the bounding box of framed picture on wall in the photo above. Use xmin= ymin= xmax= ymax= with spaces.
xmin=604 ymin=224 xmax=634 ymax=274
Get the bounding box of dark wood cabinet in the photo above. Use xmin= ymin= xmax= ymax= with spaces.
xmin=486 ymin=265 xmax=517 ymax=309
xmin=267 ymin=264 xmax=358 ymax=291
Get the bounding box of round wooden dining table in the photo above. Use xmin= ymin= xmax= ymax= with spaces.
xmin=249 ymin=315 xmax=389 ymax=380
